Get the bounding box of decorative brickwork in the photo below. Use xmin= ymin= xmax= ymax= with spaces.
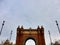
xmin=16 ymin=26 xmax=46 ymax=45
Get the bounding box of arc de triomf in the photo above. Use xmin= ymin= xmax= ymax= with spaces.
xmin=16 ymin=26 xmax=46 ymax=45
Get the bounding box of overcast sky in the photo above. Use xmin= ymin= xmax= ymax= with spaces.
xmin=0 ymin=0 xmax=60 ymax=45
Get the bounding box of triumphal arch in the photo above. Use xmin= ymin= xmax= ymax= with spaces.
xmin=16 ymin=26 xmax=46 ymax=45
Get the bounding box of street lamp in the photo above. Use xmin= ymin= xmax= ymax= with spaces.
xmin=0 ymin=21 xmax=5 ymax=35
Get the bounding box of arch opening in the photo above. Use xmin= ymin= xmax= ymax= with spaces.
xmin=25 ymin=39 xmax=36 ymax=45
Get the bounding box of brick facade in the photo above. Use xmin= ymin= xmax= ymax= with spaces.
xmin=16 ymin=26 xmax=46 ymax=45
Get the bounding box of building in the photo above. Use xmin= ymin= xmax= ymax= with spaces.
xmin=16 ymin=26 xmax=46 ymax=45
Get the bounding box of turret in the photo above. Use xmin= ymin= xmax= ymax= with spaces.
xmin=40 ymin=26 xmax=44 ymax=35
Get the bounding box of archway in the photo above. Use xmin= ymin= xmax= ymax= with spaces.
xmin=25 ymin=39 xmax=36 ymax=45
xmin=16 ymin=26 xmax=46 ymax=45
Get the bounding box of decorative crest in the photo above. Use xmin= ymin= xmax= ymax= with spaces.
xmin=37 ymin=26 xmax=40 ymax=29
xmin=21 ymin=25 xmax=23 ymax=29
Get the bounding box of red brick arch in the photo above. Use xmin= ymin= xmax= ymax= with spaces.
xmin=16 ymin=26 xmax=46 ymax=45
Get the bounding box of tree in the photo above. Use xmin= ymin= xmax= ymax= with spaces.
xmin=3 ymin=39 xmax=13 ymax=45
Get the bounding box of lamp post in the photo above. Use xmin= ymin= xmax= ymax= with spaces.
xmin=55 ymin=20 xmax=60 ymax=34
xmin=48 ymin=30 xmax=53 ymax=45
xmin=10 ymin=30 xmax=13 ymax=41
xmin=0 ymin=21 xmax=5 ymax=35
